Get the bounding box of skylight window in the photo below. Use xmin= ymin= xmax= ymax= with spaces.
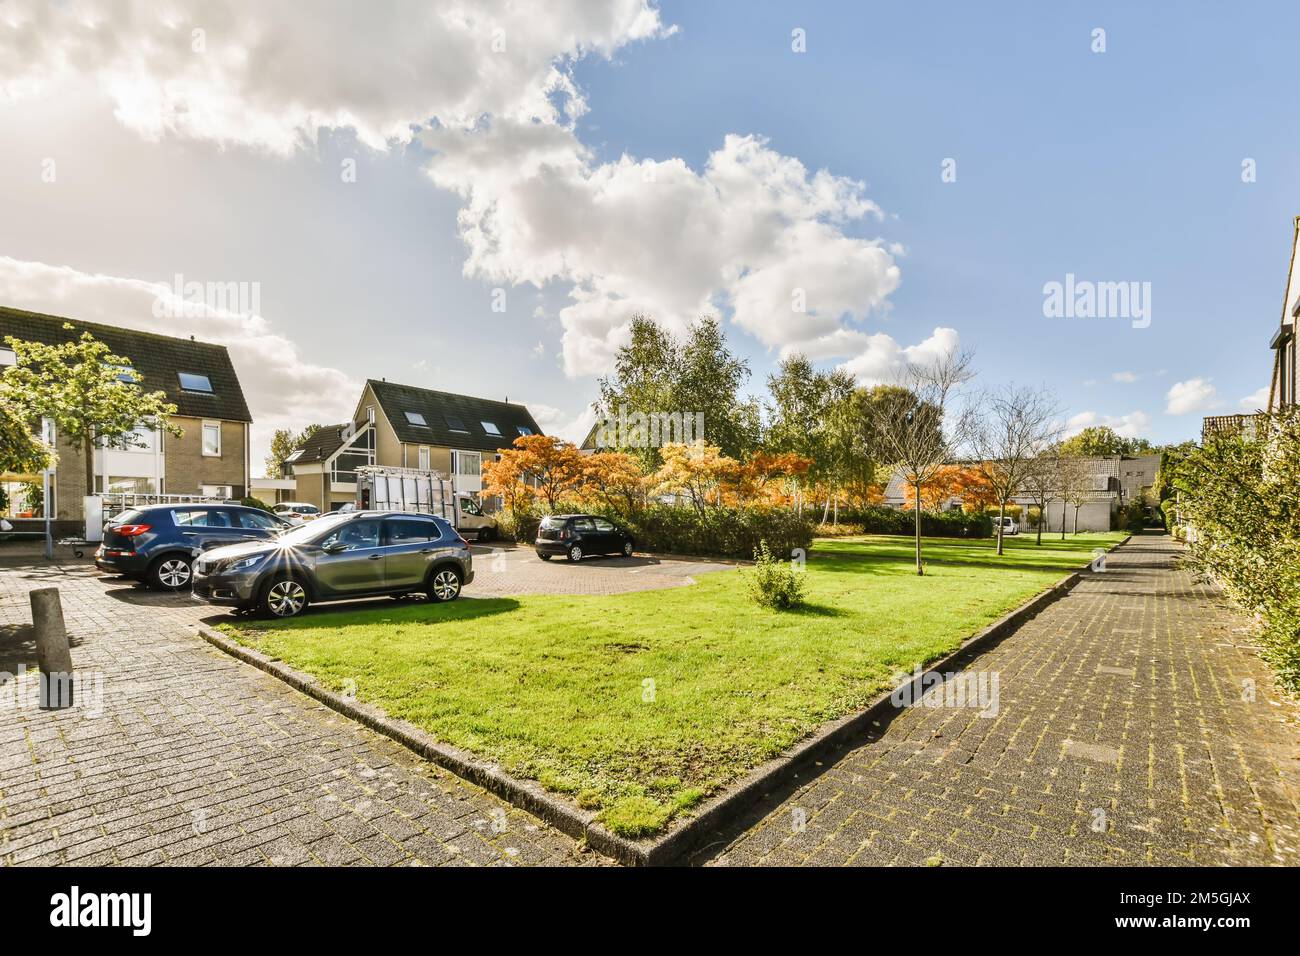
xmin=516 ymin=426 xmax=533 ymax=436
xmin=178 ymin=372 xmax=213 ymax=393
xmin=445 ymin=415 xmax=468 ymax=432
xmin=284 ymin=449 xmax=304 ymax=463
xmin=115 ymin=367 xmax=138 ymax=383
xmin=0 ymin=347 xmax=17 ymax=367
xmin=404 ymin=411 xmax=428 ymax=426
xmin=481 ymin=421 xmax=501 ymax=436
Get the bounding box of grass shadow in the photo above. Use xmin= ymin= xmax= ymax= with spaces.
xmin=233 ymin=595 xmax=524 ymax=633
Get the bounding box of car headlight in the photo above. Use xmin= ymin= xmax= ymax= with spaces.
xmin=230 ymin=554 xmax=267 ymax=572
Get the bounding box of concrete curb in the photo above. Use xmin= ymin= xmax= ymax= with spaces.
xmin=198 ymin=533 xmax=1131 ymax=866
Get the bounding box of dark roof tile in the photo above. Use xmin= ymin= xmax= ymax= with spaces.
xmin=367 ymin=379 xmax=543 ymax=452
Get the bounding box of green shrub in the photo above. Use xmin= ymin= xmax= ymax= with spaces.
xmin=1171 ymin=411 xmax=1300 ymax=692
xmin=240 ymin=495 xmax=272 ymax=512
xmin=838 ymin=505 xmax=992 ymax=538
xmin=745 ymin=540 xmax=807 ymax=610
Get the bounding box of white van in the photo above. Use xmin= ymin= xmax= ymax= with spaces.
xmin=998 ymin=515 xmax=1019 ymax=536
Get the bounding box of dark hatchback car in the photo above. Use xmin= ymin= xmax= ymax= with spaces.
xmin=192 ymin=511 xmax=474 ymax=618
xmin=535 ymin=514 xmax=635 ymax=562
xmin=94 ymin=504 xmax=290 ymax=590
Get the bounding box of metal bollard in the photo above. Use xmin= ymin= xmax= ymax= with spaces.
xmin=30 ymin=587 xmax=74 ymax=709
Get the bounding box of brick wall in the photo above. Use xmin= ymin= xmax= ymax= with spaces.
xmin=163 ymin=416 xmax=247 ymax=497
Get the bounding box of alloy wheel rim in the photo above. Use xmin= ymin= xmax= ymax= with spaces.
xmin=268 ymin=580 xmax=305 ymax=616
xmin=623 ymin=542 xmax=633 ymax=555
xmin=433 ymin=570 xmax=459 ymax=600
xmin=570 ymin=546 xmax=582 ymax=561
xmin=160 ymin=559 xmax=191 ymax=587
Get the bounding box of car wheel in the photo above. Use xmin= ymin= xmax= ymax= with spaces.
xmin=262 ymin=576 xmax=309 ymax=618
xmin=477 ymin=527 xmax=494 ymax=543
xmin=622 ymin=540 xmax=634 ymax=557
xmin=567 ymin=545 xmax=583 ymax=563
xmin=427 ymin=566 xmax=462 ymax=602
xmin=537 ymin=552 xmax=552 ymax=561
xmin=150 ymin=554 xmax=193 ymax=590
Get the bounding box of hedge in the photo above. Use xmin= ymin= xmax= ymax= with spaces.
xmin=497 ymin=502 xmax=814 ymax=560
xmin=837 ymin=505 xmax=993 ymax=538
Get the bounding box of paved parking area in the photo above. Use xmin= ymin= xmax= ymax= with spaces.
xmin=698 ymin=535 xmax=1300 ymax=867
xmin=0 ymin=562 xmax=602 ymax=866
xmin=467 ymin=543 xmax=737 ymax=597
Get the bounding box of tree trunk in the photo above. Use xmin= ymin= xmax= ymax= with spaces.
xmin=996 ymin=500 xmax=1006 ymax=555
xmin=1035 ymin=505 xmax=1043 ymax=545
xmin=83 ymin=432 xmax=94 ymax=498
xmin=833 ymin=494 xmax=838 ymax=527
xmin=1074 ymin=505 xmax=1080 ymax=534
xmin=1060 ymin=498 xmax=1067 ymax=539
xmin=913 ymin=482 xmax=924 ymax=575
xmin=821 ymin=497 xmax=830 ymax=525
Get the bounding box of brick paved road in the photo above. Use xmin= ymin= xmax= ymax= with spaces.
xmin=468 ymin=543 xmax=736 ymax=597
xmin=699 ymin=534 xmax=1300 ymax=866
xmin=0 ymin=563 xmax=601 ymax=866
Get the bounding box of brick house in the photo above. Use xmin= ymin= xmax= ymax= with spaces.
xmin=0 ymin=306 xmax=252 ymax=522
xmin=283 ymin=379 xmax=543 ymax=512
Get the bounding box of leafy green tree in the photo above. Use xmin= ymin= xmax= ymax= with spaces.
xmin=0 ymin=401 xmax=52 ymax=477
xmin=1059 ymin=425 xmax=1153 ymax=458
xmin=2 ymin=327 xmax=180 ymax=493
xmin=266 ymin=423 xmax=323 ymax=478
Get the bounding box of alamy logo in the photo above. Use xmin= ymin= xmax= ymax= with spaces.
xmin=890 ymin=665 xmax=1000 ymax=717
xmin=1042 ymin=273 xmax=1151 ymax=328
xmin=152 ymin=272 xmax=261 ymax=319
xmin=593 ymin=405 xmax=704 ymax=449
xmin=50 ymin=886 xmax=151 ymax=936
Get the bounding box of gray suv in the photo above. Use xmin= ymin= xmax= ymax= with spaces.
xmin=192 ymin=511 xmax=474 ymax=618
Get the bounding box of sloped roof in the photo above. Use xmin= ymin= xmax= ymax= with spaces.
xmin=291 ymin=423 xmax=350 ymax=463
xmin=367 ymin=379 xmax=543 ymax=452
xmin=0 ymin=306 xmax=251 ymax=422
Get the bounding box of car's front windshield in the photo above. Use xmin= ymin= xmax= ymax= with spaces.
xmin=274 ymin=513 xmax=350 ymax=547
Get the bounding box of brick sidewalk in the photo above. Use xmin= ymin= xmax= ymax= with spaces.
xmin=0 ymin=564 xmax=600 ymax=866
xmin=700 ymin=534 xmax=1300 ymax=866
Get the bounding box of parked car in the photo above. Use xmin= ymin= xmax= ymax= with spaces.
xmin=998 ymin=515 xmax=1020 ymax=536
xmin=273 ymin=501 xmax=322 ymax=524
xmin=534 ymin=514 xmax=635 ymax=562
xmin=192 ymin=511 xmax=473 ymax=618
xmin=455 ymin=493 xmax=499 ymax=542
xmin=94 ymin=504 xmax=291 ymax=590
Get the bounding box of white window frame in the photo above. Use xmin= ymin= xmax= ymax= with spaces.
xmin=367 ymin=405 xmax=376 ymax=425
xmin=201 ymin=421 xmax=222 ymax=457
xmin=452 ymin=449 xmax=481 ymax=477
xmin=0 ymin=346 xmax=16 ymax=367
xmin=418 ymin=446 xmax=430 ymax=470
xmin=200 ymin=484 xmax=232 ymax=499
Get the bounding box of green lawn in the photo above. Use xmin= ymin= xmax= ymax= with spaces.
xmin=221 ymin=531 xmax=1123 ymax=837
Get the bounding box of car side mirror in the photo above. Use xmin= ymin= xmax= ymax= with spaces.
xmin=323 ymin=541 xmax=347 ymax=554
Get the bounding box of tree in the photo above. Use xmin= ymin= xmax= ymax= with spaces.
xmin=580 ymin=451 xmax=647 ymax=514
xmin=595 ymin=314 xmax=758 ymax=468
xmin=498 ymin=435 xmax=585 ymax=511
xmin=1019 ymin=450 xmax=1062 ymax=546
xmin=736 ymin=451 xmax=813 ymax=505
xmin=265 ymin=423 xmax=323 ymax=478
xmin=971 ymin=384 xmax=1063 ymax=555
xmin=1057 ymin=455 xmax=1091 ymax=535
xmin=0 ymin=402 xmax=52 ymax=477
xmin=2 ymin=328 xmax=180 ymax=493
xmin=1059 ymin=425 xmax=1152 ymax=458
xmin=866 ymin=350 xmax=976 ymax=575
xmin=652 ymin=441 xmax=740 ymax=516
xmin=481 ymin=447 xmax=536 ymax=513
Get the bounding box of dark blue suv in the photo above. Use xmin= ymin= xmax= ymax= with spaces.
xmin=94 ymin=504 xmax=290 ymax=590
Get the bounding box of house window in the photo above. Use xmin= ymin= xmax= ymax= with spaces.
xmin=405 ymin=411 xmax=428 ymax=426
xmin=481 ymin=421 xmax=501 ymax=436
xmin=107 ymin=476 xmax=156 ymax=494
xmin=445 ymin=415 xmax=468 ymax=432
xmin=418 ymin=446 xmax=430 ymax=470
xmin=453 ymin=450 xmax=481 ymax=477
xmin=0 ymin=347 xmax=15 ymax=367
xmin=200 ymin=485 xmax=232 ymax=499
xmin=178 ymin=372 xmax=214 ymax=393
xmin=367 ymin=406 xmax=376 ymax=425
xmin=516 ymin=426 xmax=533 ymax=436
xmin=202 ymin=421 xmax=222 ymax=457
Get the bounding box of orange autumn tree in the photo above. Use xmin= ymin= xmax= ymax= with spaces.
xmin=900 ymin=464 xmax=999 ymax=512
xmin=948 ymin=465 xmax=999 ymax=512
xmin=735 ymin=451 xmax=812 ymax=505
xmin=481 ymin=448 xmax=535 ymax=513
xmin=652 ymin=441 xmax=740 ymax=515
xmin=487 ymin=434 xmax=584 ymax=511
xmin=580 ymin=451 xmax=647 ymax=513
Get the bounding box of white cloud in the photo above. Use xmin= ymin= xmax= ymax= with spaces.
xmin=1165 ymin=378 xmax=1218 ymax=415
xmin=424 ymin=124 xmax=902 ymax=376
xmin=0 ymin=0 xmax=671 ymax=153
xmin=1239 ymin=386 xmax=1269 ymax=411
xmin=1065 ymin=410 xmax=1152 ymax=439
xmin=522 ymin=400 xmax=595 ymax=444
xmin=0 ymin=256 xmax=357 ymax=473
xmin=1111 ymin=371 xmax=1138 ymax=383
xmin=836 ymin=327 xmax=961 ymax=385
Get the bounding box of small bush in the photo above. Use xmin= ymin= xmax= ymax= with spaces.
xmin=240 ymin=495 xmax=272 ymax=512
xmin=745 ymin=540 xmax=807 ymax=610
xmin=838 ymin=505 xmax=992 ymax=538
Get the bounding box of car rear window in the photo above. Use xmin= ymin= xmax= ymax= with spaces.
xmin=111 ymin=509 xmax=146 ymax=525
xmin=173 ymin=509 xmax=232 ymax=528
xmin=386 ymin=518 xmax=441 ymax=543
xmin=539 ymin=516 xmax=567 ymax=530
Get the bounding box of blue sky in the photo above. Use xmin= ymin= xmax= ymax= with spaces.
xmin=0 ymin=1 xmax=1294 ymax=467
